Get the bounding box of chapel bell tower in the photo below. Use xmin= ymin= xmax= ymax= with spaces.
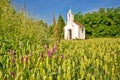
xmin=67 ymin=9 xmax=74 ymax=26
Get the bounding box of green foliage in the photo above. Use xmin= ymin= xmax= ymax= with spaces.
xmin=52 ymin=15 xmax=65 ymax=46
xmin=74 ymin=7 xmax=120 ymax=38
xmin=57 ymin=15 xmax=65 ymax=39
xmin=53 ymin=23 xmax=60 ymax=46
xmin=48 ymin=25 xmax=53 ymax=38
xmin=0 ymin=0 xmax=49 ymax=49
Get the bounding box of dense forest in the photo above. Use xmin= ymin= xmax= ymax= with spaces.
xmin=74 ymin=7 xmax=120 ymax=38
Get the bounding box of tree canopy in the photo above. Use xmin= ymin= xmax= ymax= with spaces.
xmin=74 ymin=7 xmax=120 ymax=38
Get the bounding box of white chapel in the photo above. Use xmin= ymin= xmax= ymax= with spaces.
xmin=64 ymin=9 xmax=85 ymax=39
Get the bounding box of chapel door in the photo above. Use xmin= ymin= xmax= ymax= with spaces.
xmin=68 ymin=29 xmax=72 ymax=39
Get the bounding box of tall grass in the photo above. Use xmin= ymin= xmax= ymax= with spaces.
xmin=0 ymin=38 xmax=120 ymax=80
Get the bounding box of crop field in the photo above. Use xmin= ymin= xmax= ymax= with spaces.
xmin=0 ymin=38 xmax=120 ymax=80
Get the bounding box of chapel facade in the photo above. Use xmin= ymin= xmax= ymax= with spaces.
xmin=64 ymin=9 xmax=85 ymax=39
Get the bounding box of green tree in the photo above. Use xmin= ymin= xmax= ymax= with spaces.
xmin=74 ymin=12 xmax=84 ymax=23
xmin=57 ymin=15 xmax=65 ymax=39
xmin=52 ymin=13 xmax=60 ymax=46
xmin=53 ymin=23 xmax=60 ymax=46
xmin=74 ymin=7 xmax=120 ymax=38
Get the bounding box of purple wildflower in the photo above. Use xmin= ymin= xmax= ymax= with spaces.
xmin=20 ymin=56 xmax=24 ymax=63
xmin=12 ymin=56 xmax=15 ymax=63
xmin=10 ymin=49 xmax=14 ymax=55
xmin=11 ymin=72 xmax=14 ymax=77
xmin=48 ymin=50 xmax=51 ymax=57
xmin=52 ymin=45 xmax=56 ymax=53
xmin=61 ymin=55 xmax=64 ymax=59
xmin=26 ymin=56 xmax=28 ymax=64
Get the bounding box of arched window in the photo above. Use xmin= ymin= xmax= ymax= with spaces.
xmin=69 ymin=14 xmax=70 ymax=18
xmin=82 ymin=29 xmax=84 ymax=33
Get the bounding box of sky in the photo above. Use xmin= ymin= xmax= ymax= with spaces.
xmin=11 ymin=0 xmax=120 ymax=25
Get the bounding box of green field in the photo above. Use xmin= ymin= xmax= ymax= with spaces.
xmin=0 ymin=38 xmax=120 ymax=80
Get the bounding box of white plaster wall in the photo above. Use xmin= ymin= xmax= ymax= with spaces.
xmin=73 ymin=26 xmax=78 ymax=39
xmin=64 ymin=24 xmax=85 ymax=39
xmin=64 ymin=24 xmax=73 ymax=39
xmin=79 ymin=28 xmax=85 ymax=39
xmin=73 ymin=23 xmax=79 ymax=39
